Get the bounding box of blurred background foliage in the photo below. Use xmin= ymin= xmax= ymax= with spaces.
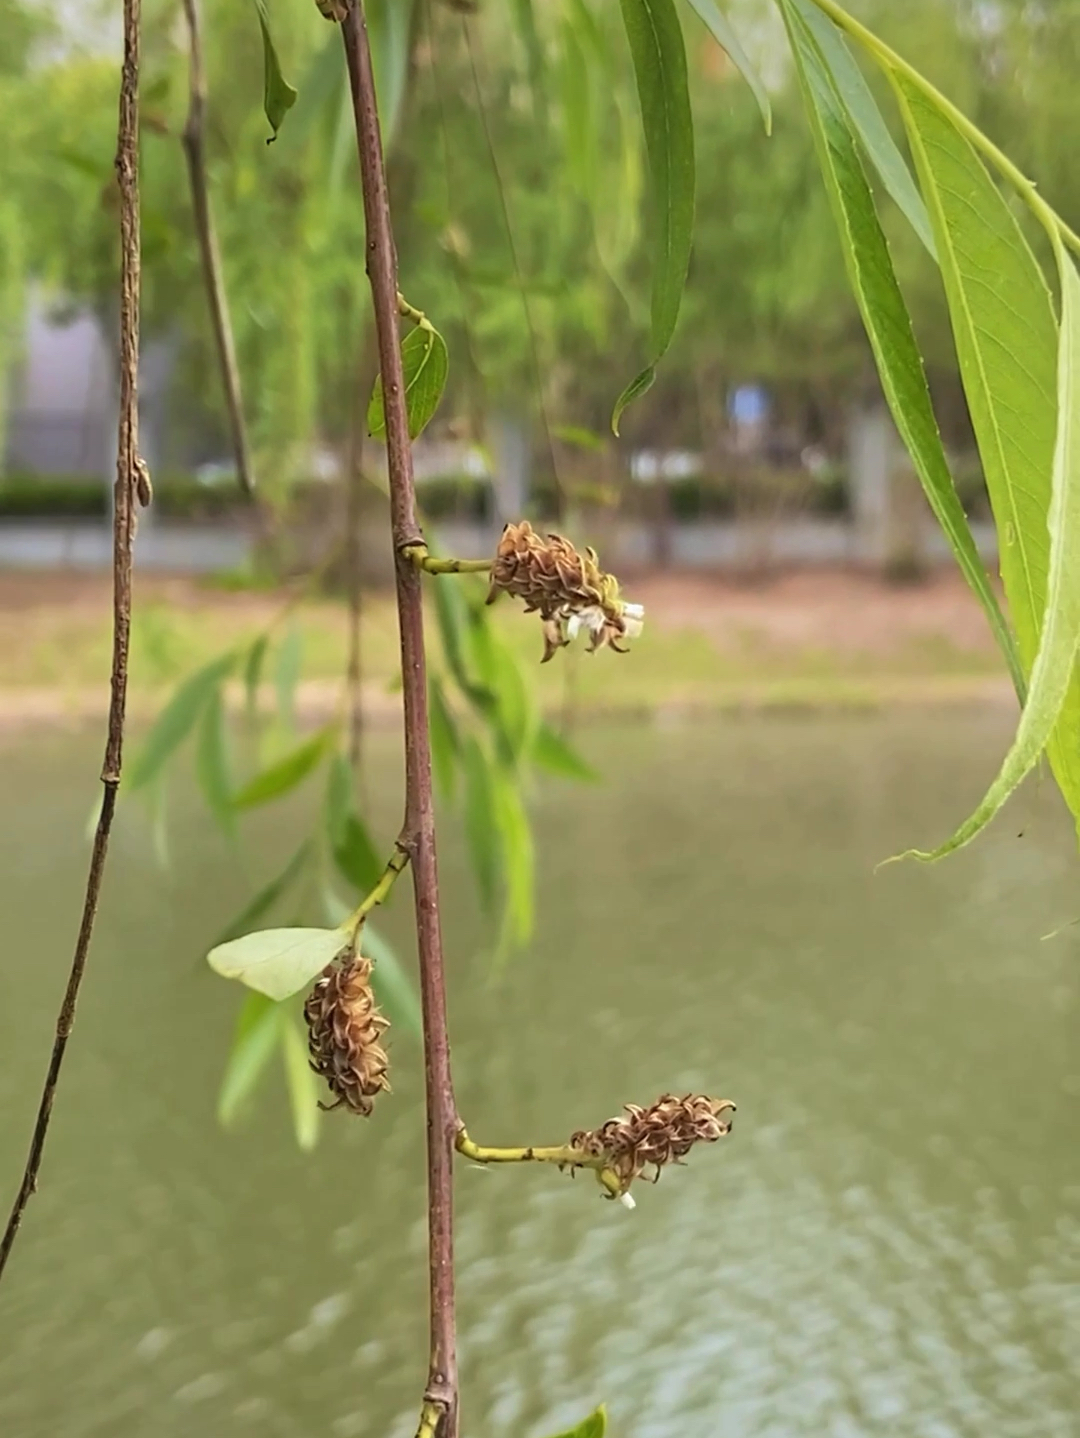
xmin=3 ymin=0 xmax=1080 ymax=501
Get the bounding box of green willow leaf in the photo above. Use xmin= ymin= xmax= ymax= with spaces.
xmin=363 ymin=921 xmax=422 ymax=1036
xmin=281 ymin=1017 xmax=320 ymax=1151
xmin=253 ymin=0 xmax=298 ymax=139
xmin=791 ymin=0 xmax=934 ymax=257
xmin=128 ymin=651 xmax=238 ymax=791
xmin=275 ymin=625 xmax=303 ymax=731
xmin=367 ymin=0 xmax=417 ymax=146
xmin=897 ymin=238 xmax=1080 ymax=859
xmin=684 ymin=0 xmax=771 ymax=134
xmin=428 ymin=674 xmax=460 ymax=801
xmin=544 ymin=1404 xmax=608 ymax=1438
xmin=492 ymin=764 xmax=535 ymax=951
xmin=196 ymin=687 xmax=235 ymax=836
xmin=368 ymin=323 xmax=449 ymax=441
xmin=613 ymin=0 xmax=695 ymax=433
xmin=244 ymin=632 xmax=270 ymax=721
xmin=211 ymin=840 xmax=312 ymax=947
xmin=334 ymin=814 xmax=383 ymax=896
xmin=433 ymin=577 xmax=493 ymax=712
xmin=208 ymin=926 xmax=345 ymax=1001
xmin=218 ymin=991 xmax=284 ymax=1128
xmin=232 ymin=725 xmax=335 ymax=810
xmin=779 ymin=0 xmax=1025 ymax=702
xmin=462 ymin=736 xmax=499 ymax=913
xmin=893 ymin=74 xmax=1080 ymax=817
xmin=533 ymin=722 xmax=599 ymax=781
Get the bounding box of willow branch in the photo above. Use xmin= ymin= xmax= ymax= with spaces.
xmin=341 ymin=4 xmax=460 ymax=1435
xmin=181 ymin=0 xmax=255 ymax=496
xmin=455 ymin=1130 xmax=623 ymax=1198
xmin=0 ymin=0 xmax=144 ymax=1283
xmin=402 ymin=543 xmax=492 ymax=575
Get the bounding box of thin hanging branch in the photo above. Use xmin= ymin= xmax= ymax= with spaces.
xmin=340 ymin=4 xmax=460 ymax=1435
xmin=181 ymin=0 xmax=255 ymax=496
xmin=0 ymin=0 xmax=145 ymax=1283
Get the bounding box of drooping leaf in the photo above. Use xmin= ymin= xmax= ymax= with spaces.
xmin=196 ymin=688 xmax=235 ymax=836
xmin=368 ymin=323 xmax=449 ymax=441
xmin=281 ymin=1017 xmax=320 ymax=1151
xmin=892 ymin=72 xmax=1080 ymax=817
xmin=335 ymin=814 xmax=384 ymax=897
xmin=428 ymin=674 xmax=460 ymax=801
xmin=511 ymin=0 xmax=547 ymax=112
xmin=218 ymin=991 xmax=283 ymax=1127
xmin=275 ymin=625 xmax=304 ymax=731
xmin=208 ymin=926 xmax=345 ymax=1001
xmin=367 ymin=0 xmax=417 ymax=146
xmin=492 ymin=764 xmax=535 ymax=951
xmin=244 ymin=632 xmax=270 ymax=722
xmin=896 ymin=235 xmax=1080 ymax=859
xmin=325 ymin=750 xmax=354 ymax=848
xmin=532 ymin=723 xmax=599 ymax=781
xmin=684 ymin=0 xmax=771 ymax=134
xmin=462 ymin=736 xmax=499 ymax=913
xmin=252 ymin=0 xmax=298 ymax=140
xmin=791 ymin=0 xmax=934 ymax=256
xmin=779 ymin=0 xmax=1025 ymax=702
xmin=211 ymin=840 xmax=312 ymax=947
xmin=468 ymin=615 xmax=535 ymax=763
xmin=612 ymin=0 xmax=695 ymax=433
xmin=128 ymin=651 xmax=238 ymax=791
xmin=543 ymin=1404 xmax=608 ymax=1438
xmin=433 ymin=576 xmax=492 ymax=711
xmin=232 ymin=725 xmax=336 ymax=810
xmin=363 ymin=921 xmax=422 ymax=1036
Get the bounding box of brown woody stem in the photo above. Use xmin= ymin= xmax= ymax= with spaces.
xmin=0 ymin=0 xmax=144 ymax=1282
xmin=341 ymin=4 xmax=460 ymax=1434
xmin=180 ymin=0 xmax=254 ymax=496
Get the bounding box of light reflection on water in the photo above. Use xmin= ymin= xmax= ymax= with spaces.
xmin=0 ymin=712 xmax=1077 ymax=1437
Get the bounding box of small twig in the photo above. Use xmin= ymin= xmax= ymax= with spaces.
xmin=0 ymin=0 xmax=144 ymax=1283
xmin=455 ymin=1129 xmax=622 ymax=1198
xmin=341 ymin=3 xmax=460 ymax=1433
xmin=401 ymin=543 xmax=492 ymax=576
xmin=345 ymin=841 xmax=410 ymax=942
xmin=181 ymin=0 xmax=255 ymax=497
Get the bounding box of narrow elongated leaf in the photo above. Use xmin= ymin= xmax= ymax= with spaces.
xmin=368 ymin=324 xmax=449 ymax=441
xmin=281 ymin=1017 xmax=320 ymax=1151
xmin=428 ymin=675 xmax=460 ymax=801
xmin=791 ymin=0 xmax=933 ymax=256
xmin=335 ymin=814 xmax=383 ymax=896
xmin=325 ymin=750 xmax=354 ymax=849
xmin=218 ymin=991 xmax=284 ymax=1127
xmin=208 ymin=926 xmax=345 ymax=1001
xmin=275 ymin=626 xmax=304 ymax=731
xmin=212 ymin=840 xmax=312 ymax=947
xmin=253 ymin=0 xmax=297 ymax=139
xmin=366 ymin=0 xmax=417 ymax=145
xmin=363 ymin=921 xmax=422 ymax=1036
xmin=544 ymin=1404 xmax=607 ymax=1438
xmin=893 ymin=74 xmax=1080 ymax=816
xmin=433 ymin=577 xmax=493 ymax=711
xmin=492 ymin=765 xmax=535 ymax=950
xmin=898 ymin=239 xmax=1080 ymax=858
xmin=684 ymin=0 xmax=771 ymax=134
xmin=244 ymin=632 xmax=270 ymax=721
xmin=613 ymin=0 xmax=695 ymax=432
xmin=232 ymin=725 xmax=335 ymax=810
xmin=196 ymin=688 xmax=235 ymax=836
xmin=468 ymin=618 xmax=534 ymax=762
xmin=462 ymin=736 xmax=499 ymax=912
xmin=128 ymin=651 xmax=237 ymax=791
xmin=533 ymin=723 xmax=599 ymax=781
xmin=779 ymin=1 xmax=1025 ymax=701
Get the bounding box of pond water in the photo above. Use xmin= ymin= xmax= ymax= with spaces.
xmin=0 ymin=712 xmax=1077 ymax=1438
